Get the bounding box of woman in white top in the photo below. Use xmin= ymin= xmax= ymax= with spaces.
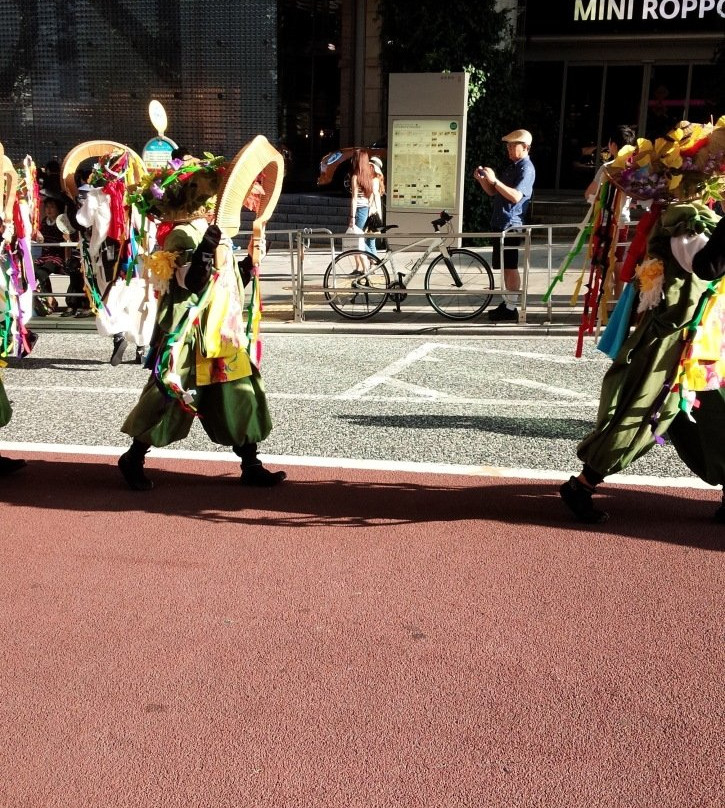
xmin=348 ymin=149 xmax=374 ymax=254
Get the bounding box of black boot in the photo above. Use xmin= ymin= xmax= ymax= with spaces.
xmin=135 ymin=346 xmax=147 ymax=365
xmin=559 ymin=476 xmax=609 ymax=524
xmin=714 ymin=494 xmax=725 ymax=524
xmin=0 ymin=455 xmax=27 ymax=476
xmin=234 ymin=443 xmax=287 ymax=487
xmin=110 ymin=333 xmax=128 ymax=366
xmin=118 ymin=439 xmax=153 ymax=490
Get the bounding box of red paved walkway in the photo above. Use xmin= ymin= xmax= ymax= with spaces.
xmin=1 ymin=451 xmax=723 ymax=807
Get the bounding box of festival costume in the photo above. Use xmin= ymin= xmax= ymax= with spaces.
xmin=118 ymin=136 xmax=286 ymax=490
xmin=552 ymin=118 xmax=725 ymax=522
xmin=60 ymin=142 xmax=156 ymax=358
xmin=0 ymin=143 xmax=37 ymax=475
xmin=121 ymin=219 xmax=272 ymax=447
xmin=575 ymin=202 xmax=722 ymax=477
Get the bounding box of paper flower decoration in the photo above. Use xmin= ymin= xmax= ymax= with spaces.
xmin=129 ymin=153 xmax=226 ymax=222
xmin=605 ymin=117 xmax=725 ymax=203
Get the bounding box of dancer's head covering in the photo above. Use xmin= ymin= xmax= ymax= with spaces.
xmin=131 ymin=154 xmax=227 ymax=222
xmin=605 ymin=116 xmax=725 ymax=204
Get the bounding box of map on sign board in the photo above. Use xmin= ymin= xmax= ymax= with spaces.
xmin=390 ymin=119 xmax=459 ymax=210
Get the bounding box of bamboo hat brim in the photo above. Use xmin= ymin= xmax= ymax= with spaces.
xmin=214 ymin=135 xmax=284 ymax=239
xmin=1 ymin=147 xmax=18 ymax=221
xmin=61 ymin=140 xmax=145 ymax=198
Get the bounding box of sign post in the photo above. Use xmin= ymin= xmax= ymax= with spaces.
xmin=387 ymin=73 xmax=469 ymax=244
xmin=142 ymin=100 xmax=179 ymax=169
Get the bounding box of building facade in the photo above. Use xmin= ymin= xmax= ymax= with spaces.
xmin=521 ymin=1 xmax=724 ymax=190
xmin=0 ymin=0 xmax=278 ymax=163
xmin=0 ymin=0 xmax=722 ymax=191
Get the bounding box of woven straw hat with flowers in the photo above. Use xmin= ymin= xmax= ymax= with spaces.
xmin=129 ymin=153 xmax=227 ymax=223
xmin=604 ymin=116 xmax=725 ymax=203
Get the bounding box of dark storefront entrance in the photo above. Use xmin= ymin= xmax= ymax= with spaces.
xmin=522 ymin=1 xmax=724 ymax=191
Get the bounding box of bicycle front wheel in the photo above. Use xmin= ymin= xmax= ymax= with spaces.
xmin=323 ymin=250 xmax=390 ymax=320
xmin=424 ymin=248 xmax=494 ymax=320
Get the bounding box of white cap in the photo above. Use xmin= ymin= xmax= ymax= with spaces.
xmin=370 ymin=156 xmax=384 ymax=174
xmin=502 ymin=129 xmax=533 ymax=147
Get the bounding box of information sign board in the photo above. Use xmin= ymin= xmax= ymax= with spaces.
xmin=389 ymin=119 xmax=460 ymax=211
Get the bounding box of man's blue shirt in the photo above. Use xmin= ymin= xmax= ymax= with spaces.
xmin=490 ymin=156 xmax=535 ymax=231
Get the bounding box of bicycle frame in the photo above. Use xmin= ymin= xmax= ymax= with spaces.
xmin=342 ymin=219 xmax=462 ymax=292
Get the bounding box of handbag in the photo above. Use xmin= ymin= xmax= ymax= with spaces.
xmin=364 ymin=212 xmax=383 ymax=232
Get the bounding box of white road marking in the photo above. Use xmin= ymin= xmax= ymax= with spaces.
xmin=480 ymin=348 xmax=582 ymax=364
xmin=2 ymin=384 xmax=599 ymax=408
xmin=5 ymin=385 xmax=143 ymax=394
xmin=506 ymin=378 xmax=593 ymax=399
xmin=372 ymin=377 xmax=452 ymax=399
xmin=337 ymin=342 xmax=445 ymax=399
xmin=0 ymin=440 xmax=715 ymax=490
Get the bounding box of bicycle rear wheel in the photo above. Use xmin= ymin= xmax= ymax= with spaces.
xmin=323 ymin=250 xmax=390 ymax=319
xmin=424 ymin=248 xmax=494 ymax=320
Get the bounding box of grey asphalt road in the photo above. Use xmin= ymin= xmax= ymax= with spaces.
xmin=0 ymin=331 xmax=696 ymax=481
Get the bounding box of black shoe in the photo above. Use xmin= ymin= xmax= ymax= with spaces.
xmin=110 ymin=337 xmax=128 ymax=366
xmin=60 ymin=308 xmax=76 ymax=317
xmin=135 ymin=346 xmax=147 ymax=365
xmin=487 ymin=301 xmax=518 ymax=322
xmin=118 ymin=450 xmax=153 ymax=491
xmin=240 ymin=464 xmax=287 ymax=487
xmin=75 ymin=309 xmax=93 ymax=318
xmin=559 ymin=476 xmax=609 ymax=524
xmin=0 ymin=456 xmax=27 ymax=476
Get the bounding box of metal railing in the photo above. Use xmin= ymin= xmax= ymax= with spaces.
xmin=283 ymin=220 xmax=626 ymax=324
xmin=24 ymin=219 xmax=627 ymax=328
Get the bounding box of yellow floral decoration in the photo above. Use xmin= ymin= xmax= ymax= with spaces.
xmin=144 ymin=250 xmax=177 ymax=293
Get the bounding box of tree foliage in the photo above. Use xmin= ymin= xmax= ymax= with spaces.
xmin=379 ymin=0 xmax=523 ymax=234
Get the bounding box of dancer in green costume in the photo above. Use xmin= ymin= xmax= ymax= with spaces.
xmin=561 ymin=204 xmax=725 ymax=523
xmin=0 ymin=378 xmax=25 ymax=475
xmin=560 ymin=118 xmax=725 ymax=523
xmin=117 ymin=143 xmax=286 ymax=491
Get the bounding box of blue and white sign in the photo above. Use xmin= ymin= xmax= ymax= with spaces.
xmin=142 ymin=136 xmax=178 ymax=169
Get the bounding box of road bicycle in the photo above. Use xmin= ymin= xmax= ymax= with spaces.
xmin=322 ymin=211 xmax=495 ymax=320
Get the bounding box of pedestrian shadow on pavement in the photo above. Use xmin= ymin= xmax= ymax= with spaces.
xmin=14 ymin=358 xmax=113 ymax=371
xmin=338 ymin=414 xmax=594 ymax=441
xmin=1 ymin=457 xmax=721 ymax=551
